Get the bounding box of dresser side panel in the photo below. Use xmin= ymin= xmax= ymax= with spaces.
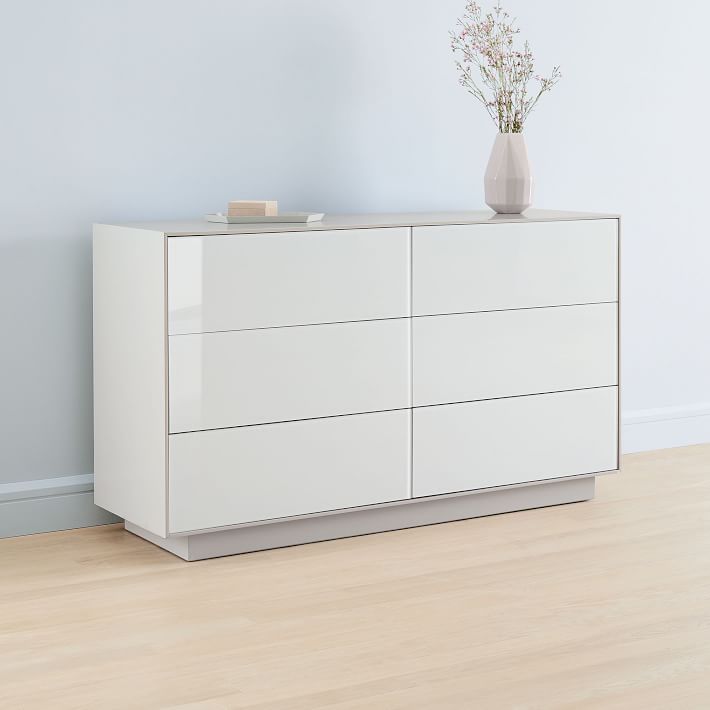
xmin=92 ymin=225 xmax=168 ymax=536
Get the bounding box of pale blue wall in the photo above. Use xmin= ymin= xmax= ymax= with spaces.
xmin=1 ymin=0 xmax=709 ymax=488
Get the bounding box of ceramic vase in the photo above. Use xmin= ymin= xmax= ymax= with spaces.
xmin=484 ymin=133 xmax=533 ymax=214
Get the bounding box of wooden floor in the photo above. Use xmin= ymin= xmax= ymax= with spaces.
xmin=1 ymin=446 xmax=710 ymax=709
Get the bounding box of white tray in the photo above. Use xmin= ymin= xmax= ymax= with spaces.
xmin=205 ymin=212 xmax=324 ymax=224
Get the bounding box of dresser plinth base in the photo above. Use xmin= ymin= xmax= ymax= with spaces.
xmin=125 ymin=476 xmax=595 ymax=561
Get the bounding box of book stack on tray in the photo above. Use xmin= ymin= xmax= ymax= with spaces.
xmin=228 ymin=200 xmax=278 ymax=217
xmin=205 ymin=199 xmax=324 ymax=224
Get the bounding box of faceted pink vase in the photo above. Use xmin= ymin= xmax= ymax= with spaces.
xmin=484 ymin=133 xmax=533 ymax=214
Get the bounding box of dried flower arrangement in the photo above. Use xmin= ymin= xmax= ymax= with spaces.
xmin=451 ymin=1 xmax=561 ymax=133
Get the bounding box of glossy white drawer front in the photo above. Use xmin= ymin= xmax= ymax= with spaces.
xmin=413 ymin=219 xmax=618 ymax=315
xmin=169 ymin=409 xmax=411 ymax=532
xmin=168 ymin=319 xmax=410 ymax=433
xmin=413 ymin=303 xmax=617 ymax=406
xmin=413 ymin=387 xmax=618 ymax=497
xmin=168 ymin=227 xmax=410 ymax=334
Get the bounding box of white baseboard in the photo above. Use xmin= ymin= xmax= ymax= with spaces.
xmin=622 ymin=403 xmax=710 ymax=454
xmin=0 ymin=474 xmax=120 ymax=539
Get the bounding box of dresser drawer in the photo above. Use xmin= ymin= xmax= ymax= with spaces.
xmin=413 ymin=219 xmax=617 ymax=315
xmin=169 ymin=409 xmax=411 ymax=532
xmin=168 ymin=319 xmax=410 ymax=433
xmin=167 ymin=227 xmax=410 ymax=334
xmin=413 ymin=303 xmax=617 ymax=406
xmin=413 ymin=387 xmax=618 ymax=497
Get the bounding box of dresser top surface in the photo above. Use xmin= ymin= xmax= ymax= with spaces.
xmin=98 ymin=209 xmax=619 ymax=237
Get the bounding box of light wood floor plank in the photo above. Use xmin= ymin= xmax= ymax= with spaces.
xmin=1 ymin=445 xmax=710 ymax=708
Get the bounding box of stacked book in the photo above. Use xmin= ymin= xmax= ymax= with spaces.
xmin=228 ymin=200 xmax=278 ymax=217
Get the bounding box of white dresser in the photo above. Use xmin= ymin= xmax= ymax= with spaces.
xmin=93 ymin=210 xmax=619 ymax=560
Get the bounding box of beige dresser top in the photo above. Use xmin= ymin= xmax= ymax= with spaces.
xmin=97 ymin=209 xmax=619 ymax=237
